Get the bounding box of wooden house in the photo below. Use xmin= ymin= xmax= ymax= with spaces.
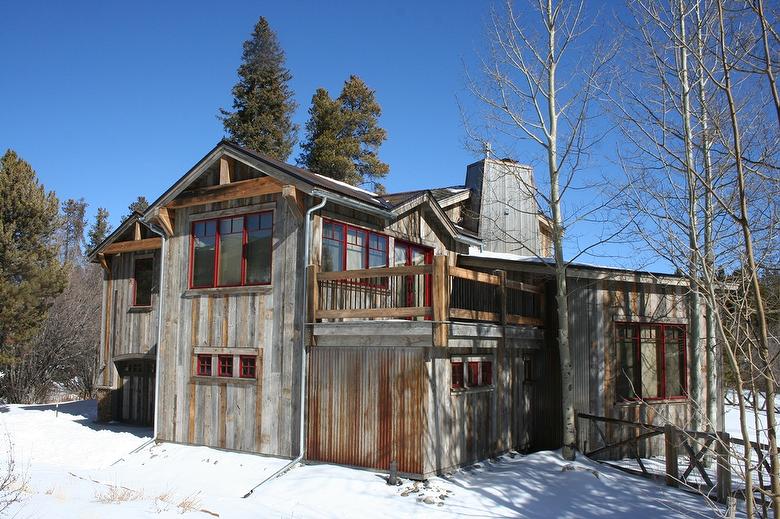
xmin=90 ymin=140 xmax=721 ymax=478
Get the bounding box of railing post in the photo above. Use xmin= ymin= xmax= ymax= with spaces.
xmin=716 ymin=431 xmax=732 ymax=503
xmin=432 ymin=256 xmax=448 ymax=347
xmin=664 ymin=424 xmax=679 ymax=487
xmin=494 ymin=270 xmax=507 ymax=326
xmin=307 ymin=264 xmax=319 ymax=347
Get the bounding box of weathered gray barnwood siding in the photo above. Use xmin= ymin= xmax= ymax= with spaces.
xmin=156 ymin=190 xmax=304 ymax=457
xmin=97 ymin=250 xmax=160 ymax=389
xmin=464 ymin=158 xmax=540 ymax=256
xmin=306 ymin=346 xmax=427 ymax=475
xmin=566 ymin=275 xmax=709 ymax=458
xmin=424 ymin=345 xmax=533 ymax=476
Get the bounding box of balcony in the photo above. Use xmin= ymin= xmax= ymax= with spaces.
xmin=306 ymin=256 xmax=545 ymax=347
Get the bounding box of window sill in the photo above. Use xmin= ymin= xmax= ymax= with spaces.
xmin=451 ymin=386 xmax=495 ymax=396
xmin=128 ymin=306 xmax=153 ymax=313
xmin=182 ymin=285 xmax=272 ymax=298
xmin=190 ymin=376 xmax=256 ymax=386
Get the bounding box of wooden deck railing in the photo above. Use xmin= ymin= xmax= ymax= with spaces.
xmin=307 ymin=255 xmax=545 ymax=346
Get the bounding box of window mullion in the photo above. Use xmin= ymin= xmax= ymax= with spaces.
xmin=213 ymin=217 xmax=221 ymax=288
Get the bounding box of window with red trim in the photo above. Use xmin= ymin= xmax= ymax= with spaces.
xmin=190 ymin=212 xmax=272 ymax=289
xmin=616 ymin=322 xmax=687 ymax=401
xmin=132 ymin=257 xmax=154 ymax=306
xmin=196 ymin=354 xmax=212 ymax=376
xmin=451 ymin=358 xmax=493 ymax=390
xmin=451 ymin=361 xmax=464 ymax=389
xmin=240 ymin=356 xmax=256 ymax=379
xmin=321 ymin=220 xmax=388 ymax=273
xmin=217 ymin=355 xmax=233 ymax=377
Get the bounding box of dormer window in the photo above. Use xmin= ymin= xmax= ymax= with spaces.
xmin=190 ymin=211 xmax=273 ymax=288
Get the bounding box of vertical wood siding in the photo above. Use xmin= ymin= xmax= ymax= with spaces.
xmin=156 ymin=192 xmax=303 ymax=457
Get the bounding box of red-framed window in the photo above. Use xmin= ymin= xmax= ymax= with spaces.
xmin=217 ymin=355 xmax=233 ymax=377
xmin=196 ymin=354 xmax=212 ymax=376
xmin=321 ymin=219 xmax=388 ymax=273
xmin=451 ymin=358 xmax=493 ymax=390
xmin=190 ymin=211 xmax=273 ymax=289
xmin=240 ymin=356 xmax=256 ymax=379
xmin=451 ymin=361 xmax=464 ymax=389
xmin=615 ymin=322 xmax=687 ymax=402
xmin=132 ymin=257 xmax=154 ymax=307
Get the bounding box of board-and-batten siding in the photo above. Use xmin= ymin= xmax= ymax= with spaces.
xmin=156 ymin=193 xmax=303 ymax=457
xmin=566 ymin=277 xmax=707 ymax=459
xmin=425 ymin=348 xmax=532 ymax=476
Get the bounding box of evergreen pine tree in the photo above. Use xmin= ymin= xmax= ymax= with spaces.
xmin=220 ymin=16 xmax=298 ymax=161
xmin=60 ymin=198 xmax=87 ymax=264
xmin=125 ymin=196 xmax=149 ymax=218
xmin=338 ymin=76 xmax=389 ymax=192
xmin=87 ymin=208 xmax=111 ymax=252
xmin=298 ymin=88 xmax=354 ymax=182
xmin=298 ymin=76 xmax=389 ymax=192
xmin=0 ymin=150 xmax=66 ymax=351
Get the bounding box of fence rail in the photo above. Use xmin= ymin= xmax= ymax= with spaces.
xmin=307 ymin=256 xmax=545 ymax=345
xmin=577 ymin=412 xmax=772 ymax=507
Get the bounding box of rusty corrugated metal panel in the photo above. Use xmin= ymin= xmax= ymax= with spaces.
xmin=307 ymin=347 xmax=426 ymax=475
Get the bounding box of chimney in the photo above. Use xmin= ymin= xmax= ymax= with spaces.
xmin=463 ymin=157 xmax=541 ymax=256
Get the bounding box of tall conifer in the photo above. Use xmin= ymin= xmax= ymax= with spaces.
xmin=0 ymin=150 xmax=66 ymax=351
xmin=87 ymin=208 xmax=111 ymax=253
xmin=299 ymin=76 xmax=388 ymax=191
xmin=221 ymin=17 xmax=298 ymax=161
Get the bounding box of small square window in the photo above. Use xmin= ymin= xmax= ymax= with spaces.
xmin=451 ymin=361 xmax=464 ymax=389
xmin=196 ymin=355 xmax=212 ymax=376
xmin=217 ymin=355 xmax=233 ymax=377
xmin=240 ymin=356 xmax=256 ymax=379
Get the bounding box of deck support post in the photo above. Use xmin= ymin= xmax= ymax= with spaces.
xmin=716 ymin=431 xmax=732 ymax=503
xmin=432 ymin=256 xmax=448 ymax=347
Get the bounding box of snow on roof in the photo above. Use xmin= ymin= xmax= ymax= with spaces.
xmin=312 ymin=172 xmax=379 ymax=198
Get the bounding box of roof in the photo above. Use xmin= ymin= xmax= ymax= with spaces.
xmin=461 ymin=248 xmax=688 ymax=285
xmin=382 ymin=186 xmax=470 ymax=208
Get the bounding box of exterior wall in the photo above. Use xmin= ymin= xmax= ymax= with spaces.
xmin=96 ymin=249 xmax=161 ymax=389
xmin=567 ymin=275 xmax=712 ymax=459
xmin=424 ymin=343 xmax=534 ymax=476
xmin=156 ymin=192 xmax=304 ymax=457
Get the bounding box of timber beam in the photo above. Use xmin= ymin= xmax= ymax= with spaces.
xmin=168 ymin=176 xmax=282 ymax=208
xmin=282 ymin=185 xmax=303 ymax=220
xmin=219 ymin=156 xmax=232 ymax=185
xmin=102 ymin=237 xmax=162 ymax=255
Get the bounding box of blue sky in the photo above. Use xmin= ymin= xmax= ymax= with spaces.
xmin=0 ymin=1 xmax=656 ymax=270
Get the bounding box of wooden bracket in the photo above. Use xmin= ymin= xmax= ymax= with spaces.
xmin=133 ymin=221 xmax=142 ymax=241
xmin=155 ymin=206 xmax=174 ymax=237
xmin=219 ymin=156 xmax=232 ymax=185
xmin=97 ymin=253 xmax=110 ymax=272
xmin=282 ymin=185 xmax=304 ymax=220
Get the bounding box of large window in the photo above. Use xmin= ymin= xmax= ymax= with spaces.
xmin=190 ymin=212 xmax=273 ymax=288
xmin=616 ymin=322 xmax=687 ymax=401
xmin=321 ymin=220 xmax=388 ymax=272
xmin=132 ymin=257 xmax=154 ymax=307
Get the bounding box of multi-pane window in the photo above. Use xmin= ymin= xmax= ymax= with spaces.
xmin=196 ymin=355 xmax=212 ymax=376
xmin=133 ymin=257 xmax=154 ymax=306
xmin=451 ymin=358 xmax=493 ymax=390
xmin=616 ymin=322 xmax=687 ymax=401
xmin=191 ymin=212 xmax=272 ymax=288
xmin=240 ymin=356 xmax=256 ymax=379
xmin=320 ymin=220 xmax=388 ymax=272
xmin=217 ymin=355 xmax=233 ymax=377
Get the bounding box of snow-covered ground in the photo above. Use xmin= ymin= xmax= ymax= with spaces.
xmin=0 ymin=400 xmax=728 ymax=518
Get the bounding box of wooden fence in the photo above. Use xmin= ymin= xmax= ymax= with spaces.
xmin=307 ymin=256 xmax=545 ymax=346
xmin=578 ymin=412 xmax=772 ymax=507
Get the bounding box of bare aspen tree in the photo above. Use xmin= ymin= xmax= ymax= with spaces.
xmin=468 ymin=0 xmax=614 ymax=460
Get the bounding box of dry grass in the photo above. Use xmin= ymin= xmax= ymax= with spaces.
xmin=93 ymin=484 xmax=143 ymax=504
xmin=177 ymin=492 xmax=202 ymax=514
